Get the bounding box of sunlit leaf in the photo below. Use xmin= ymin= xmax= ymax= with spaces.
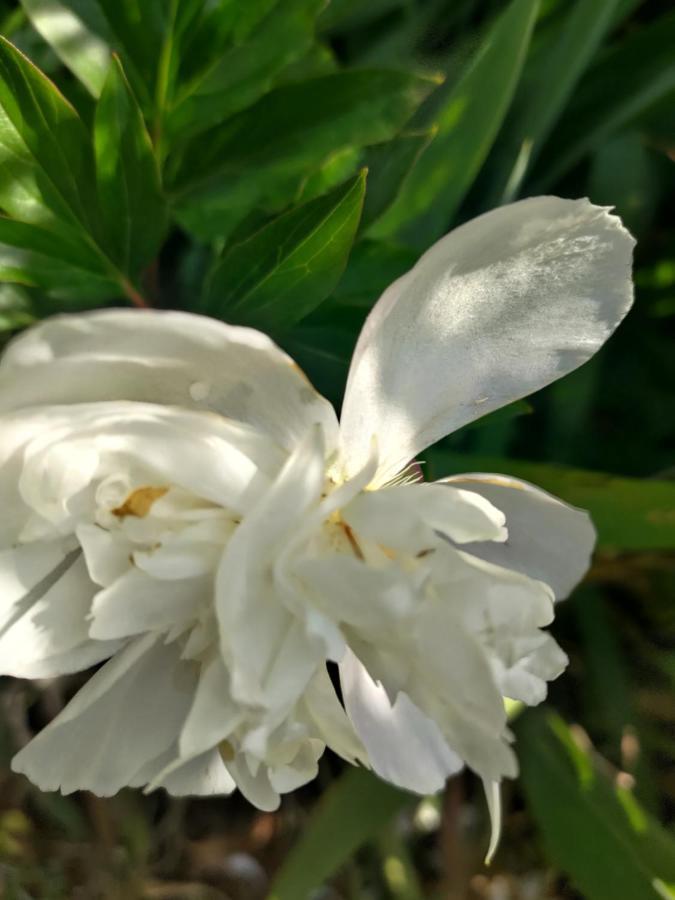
xmin=204 ymin=171 xmax=366 ymax=330
xmin=94 ymin=56 xmax=168 ymax=276
xmin=267 ymin=767 xmax=411 ymax=900
xmin=370 ymin=0 xmax=539 ymax=245
xmin=518 ymin=710 xmax=675 ymax=900
xmin=171 ymin=69 xmax=436 ymax=239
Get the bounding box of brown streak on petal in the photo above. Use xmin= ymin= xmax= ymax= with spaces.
xmin=340 ymin=522 xmax=365 ymax=560
xmin=112 ymin=486 xmax=169 ymax=518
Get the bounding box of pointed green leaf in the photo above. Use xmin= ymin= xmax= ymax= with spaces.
xmin=167 ymin=0 xmax=323 ymax=142
xmin=171 ymin=69 xmax=436 ymax=240
xmin=517 ymin=710 xmax=675 ymax=900
xmin=0 ymin=217 xmax=118 ymax=300
xmin=204 ymin=171 xmax=366 ymax=330
xmin=267 ymin=767 xmax=411 ymax=900
xmin=426 ymin=450 xmax=675 ymax=551
xmin=369 ymin=0 xmax=539 ymax=246
xmin=20 ymin=0 xmax=111 ymax=95
xmin=360 ymin=128 xmax=435 ymax=231
xmin=94 ymin=56 xmax=168 ymax=276
xmin=0 ymin=36 xmax=97 ymax=231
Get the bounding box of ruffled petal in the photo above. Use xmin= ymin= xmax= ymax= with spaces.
xmin=440 ymin=474 xmax=595 ymax=599
xmin=341 ymin=198 xmax=634 ymax=483
xmin=340 ymin=650 xmax=463 ymax=794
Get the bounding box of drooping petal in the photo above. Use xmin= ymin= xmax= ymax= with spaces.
xmin=11 ymin=635 xmax=197 ymax=795
xmin=483 ymin=779 xmax=502 ymax=865
xmin=340 ymin=649 xmax=463 ymax=794
xmin=0 ymin=552 xmax=107 ymax=678
xmin=340 ymin=198 xmax=634 ymax=483
xmin=440 ymin=474 xmax=595 ymax=599
xmin=0 ymin=309 xmax=340 ymax=456
xmin=302 ymin=667 xmax=366 ymax=766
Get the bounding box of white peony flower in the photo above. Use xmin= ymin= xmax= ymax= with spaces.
xmin=3 ymin=197 xmax=633 ymax=855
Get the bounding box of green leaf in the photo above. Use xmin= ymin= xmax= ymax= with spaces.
xmin=331 ymin=238 xmax=417 ymax=308
xmin=203 ymin=171 xmax=366 ymax=330
xmin=483 ymin=0 xmax=626 ymax=204
xmin=531 ymin=10 xmax=675 ymax=190
xmin=0 ymin=283 xmax=35 ymax=331
xmin=369 ymin=0 xmax=539 ymax=246
xmin=426 ymin=450 xmax=675 ymax=551
xmin=171 ymin=69 xmax=436 ymax=240
xmin=166 ymin=0 xmax=323 ymax=142
xmin=360 ymin=128 xmax=435 ymax=231
xmin=94 ymin=56 xmax=168 ymax=276
xmin=0 ymin=36 xmax=97 ymax=232
xmin=20 ymin=0 xmax=111 ymax=95
xmin=267 ymin=766 xmax=411 ymax=900
xmin=0 ymin=217 xmax=118 ymax=300
xmin=517 ymin=710 xmax=675 ymax=900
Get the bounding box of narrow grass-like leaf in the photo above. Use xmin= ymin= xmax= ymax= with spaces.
xmin=531 ymin=10 xmax=675 ymax=190
xmin=94 ymin=56 xmax=168 ymax=276
xmin=204 ymin=171 xmax=366 ymax=330
xmin=517 ymin=710 xmax=675 ymax=900
xmin=369 ymin=0 xmax=539 ymax=246
xmin=426 ymin=451 xmax=675 ymax=550
xmin=483 ymin=0 xmax=625 ymax=204
xmin=171 ymin=69 xmax=435 ymax=239
xmin=267 ymin=767 xmax=411 ymax=900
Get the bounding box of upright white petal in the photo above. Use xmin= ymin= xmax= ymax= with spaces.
xmin=440 ymin=474 xmax=595 ymax=599
xmin=341 ymin=198 xmax=634 ymax=483
xmin=0 ymin=309 xmax=340 ymax=457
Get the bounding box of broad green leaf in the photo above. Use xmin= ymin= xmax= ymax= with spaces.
xmin=517 ymin=710 xmax=675 ymax=900
xmin=0 ymin=217 xmax=118 ymax=300
xmin=369 ymin=0 xmax=539 ymax=246
xmin=0 ymin=283 xmax=35 ymax=331
xmin=171 ymin=69 xmax=436 ymax=240
xmin=331 ymin=239 xmax=417 ymax=308
xmin=20 ymin=0 xmax=111 ymax=95
xmin=94 ymin=56 xmax=168 ymax=277
xmin=203 ymin=171 xmax=366 ymax=330
xmin=0 ymin=36 xmax=97 ymax=232
xmin=482 ymin=0 xmax=625 ymax=204
xmin=267 ymin=767 xmax=411 ymax=900
xmin=166 ymin=0 xmax=322 ymax=142
xmin=531 ymin=10 xmax=675 ymax=190
xmin=426 ymin=450 xmax=675 ymax=551
xmin=360 ymin=128 xmax=434 ymax=231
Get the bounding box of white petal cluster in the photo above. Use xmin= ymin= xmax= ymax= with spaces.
xmin=2 ymin=198 xmax=633 ymax=834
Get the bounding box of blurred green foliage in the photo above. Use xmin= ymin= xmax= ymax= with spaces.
xmin=0 ymin=0 xmax=673 ymax=897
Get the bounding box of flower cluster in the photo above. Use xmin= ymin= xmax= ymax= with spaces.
xmin=2 ymin=197 xmax=633 ymax=852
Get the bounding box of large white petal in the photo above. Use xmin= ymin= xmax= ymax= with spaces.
xmin=440 ymin=474 xmax=595 ymax=599
xmin=341 ymin=198 xmax=634 ymax=483
xmin=11 ymin=635 xmax=197 ymax=795
xmin=0 ymin=551 xmax=111 ymax=678
xmin=340 ymin=649 xmax=463 ymax=794
xmin=215 ymin=427 xmax=327 ymax=709
xmin=0 ymin=309 xmax=339 ymax=456
xmin=88 ymin=567 xmax=210 ymax=640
